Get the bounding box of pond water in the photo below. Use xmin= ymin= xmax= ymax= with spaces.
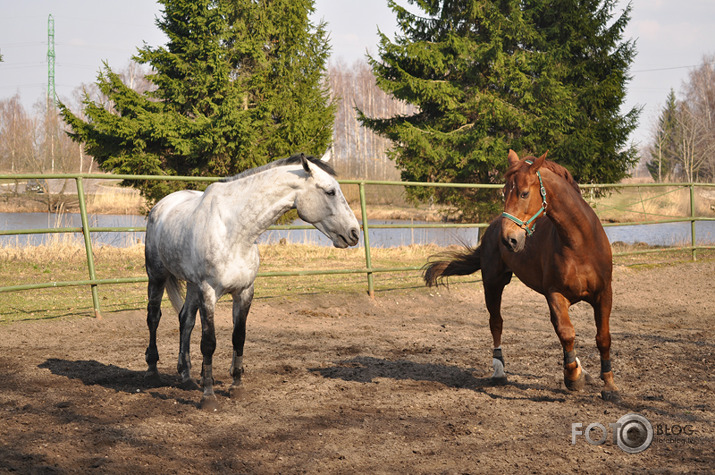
xmin=1 ymin=212 xmax=714 ymax=248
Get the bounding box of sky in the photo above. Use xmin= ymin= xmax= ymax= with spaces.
xmin=1 ymin=0 xmax=714 ymax=147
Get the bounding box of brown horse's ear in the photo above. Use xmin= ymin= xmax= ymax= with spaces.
xmin=531 ymin=151 xmax=548 ymax=172
xmin=507 ymin=149 xmax=520 ymax=166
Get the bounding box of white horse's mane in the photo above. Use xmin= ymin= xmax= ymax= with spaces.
xmin=220 ymin=153 xmax=336 ymax=183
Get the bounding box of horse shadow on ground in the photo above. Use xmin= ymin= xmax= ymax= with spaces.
xmin=309 ymin=356 xmax=567 ymax=403
xmin=37 ymin=358 xmax=199 ymax=406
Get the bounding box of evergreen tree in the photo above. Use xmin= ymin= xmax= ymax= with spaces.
xmin=60 ymin=0 xmax=334 ymax=204
xmin=646 ymin=89 xmax=679 ymax=182
xmin=359 ymin=0 xmax=639 ymax=220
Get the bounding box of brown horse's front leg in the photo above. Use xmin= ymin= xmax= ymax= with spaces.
xmin=547 ymin=292 xmax=585 ymax=391
xmin=484 ymin=281 xmax=508 ymax=384
xmin=593 ymin=287 xmax=619 ymax=401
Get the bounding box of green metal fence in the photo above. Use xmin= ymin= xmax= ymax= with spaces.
xmin=1 ymin=173 xmax=714 ymax=318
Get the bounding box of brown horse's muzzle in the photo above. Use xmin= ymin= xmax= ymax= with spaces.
xmin=501 ymin=219 xmax=527 ymax=252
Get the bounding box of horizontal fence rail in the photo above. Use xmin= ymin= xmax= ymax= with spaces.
xmin=1 ymin=173 xmax=714 ymax=317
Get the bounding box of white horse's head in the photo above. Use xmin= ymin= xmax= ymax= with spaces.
xmin=294 ymin=154 xmax=360 ymax=248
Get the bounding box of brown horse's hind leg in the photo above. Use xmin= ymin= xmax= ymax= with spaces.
xmin=593 ymin=287 xmax=619 ymax=401
xmin=547 ymin=292 xmax=586 ymax=391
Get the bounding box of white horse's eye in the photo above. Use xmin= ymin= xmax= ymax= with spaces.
xmin=325 ymin=189 xmax=336 ymax=196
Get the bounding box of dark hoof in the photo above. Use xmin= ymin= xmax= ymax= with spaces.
xmin=229 ymin=384 xmax=246 ymax=399
xmin=601 ymin=390 xmax=621 ymax=403
xmin=179 ymin=378 xmax=200 ymax=391
xmin=564 ymin=372 xmax=586 ymax=392
xmin=144 ymin=371 xmax=162 ymax=387
xmin=200 ymin=396 xmax=219 ymax=411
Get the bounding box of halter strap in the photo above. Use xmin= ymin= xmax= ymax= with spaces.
xmin=501 ymin=159 xmax=548 ymax=236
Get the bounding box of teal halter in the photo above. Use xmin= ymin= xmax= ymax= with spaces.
xmin=501 ymin=160 xmax=548 ymax=236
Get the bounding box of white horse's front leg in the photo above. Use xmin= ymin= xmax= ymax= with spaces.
xmin=229 ymin=285 xmax=254 ymax=399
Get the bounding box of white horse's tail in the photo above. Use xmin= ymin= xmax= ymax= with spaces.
xmin=165 ymin=274 xmax=186 ymax=315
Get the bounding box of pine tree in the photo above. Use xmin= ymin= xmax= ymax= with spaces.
xmin=359 ymin=0 xmax=639 ymax=220
xmin=646 ymin=89 xmax=679 ymax=182
xmin=59 ymin=0 xmax=334 ymax=204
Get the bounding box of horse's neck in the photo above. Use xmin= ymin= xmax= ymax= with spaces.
xmin=206 ymin=168 xmax=301 ymax=243
xmin=542 ymin=171 xmax=598 ymax=247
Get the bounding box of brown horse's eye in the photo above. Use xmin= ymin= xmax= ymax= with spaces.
xmin=520 ymin=191 xmax=530 ymax=199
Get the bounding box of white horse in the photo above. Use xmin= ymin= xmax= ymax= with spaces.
xmin=144 ymin=153 xmax=360 ymax=409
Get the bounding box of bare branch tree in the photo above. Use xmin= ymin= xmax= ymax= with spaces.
xmin=328 ymin=59 xmax=415 ymax=180
xmin=679 ymin=55 xmax=715 ymax=182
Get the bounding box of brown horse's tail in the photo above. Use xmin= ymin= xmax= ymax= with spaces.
xmin=423 ymin=244 xmax=481 ymax=287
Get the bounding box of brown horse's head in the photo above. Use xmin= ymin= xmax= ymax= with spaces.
xmin=501 ymin=149 xmax=549 ymax=252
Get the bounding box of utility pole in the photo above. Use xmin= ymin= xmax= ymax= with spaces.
xmin=47 ymin=14 xmax=56 ymax=173
xmin=47 ymin=14 xmax=56 ymax=107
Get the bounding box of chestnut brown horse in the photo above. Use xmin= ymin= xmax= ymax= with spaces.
xmin=424 ymin=150 xmax=619 ymax=401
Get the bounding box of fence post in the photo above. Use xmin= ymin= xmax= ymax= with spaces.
xmin=690 ymin=183 xmax=696 ymax=262
xmin=75 ymin=177 xmax=102 ymax=318
xmin=358 ymin=182 xmax=374 ymax=297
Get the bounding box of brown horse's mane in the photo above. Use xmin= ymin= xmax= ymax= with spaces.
xmin=505 ymin=157 xmax=581 ymax=196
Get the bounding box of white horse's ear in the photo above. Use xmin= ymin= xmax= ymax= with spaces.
xmin=300 ymin=153 xmax=312 ymax=175
xmin=320 ymin=148 xmax=332 ymax=163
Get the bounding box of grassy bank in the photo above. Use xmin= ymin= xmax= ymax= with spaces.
xmin=0 ymin=242 xmax=462 ymax=322
xmin=6 ymin=179 xmax=712 ymax=223
xmin=1 ymin=240 xmax=712 ymax=323
xmin=588 ymin=185 xmax=715 ymax=223
xmin=0 ymin=186 xmax=147 ymax=215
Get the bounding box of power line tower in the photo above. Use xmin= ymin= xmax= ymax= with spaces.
xmin=47 ymin=14 xmax=56 ymax=108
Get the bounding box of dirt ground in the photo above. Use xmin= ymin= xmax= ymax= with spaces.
xmin=0 ymin=260 xmax=713 ymax=474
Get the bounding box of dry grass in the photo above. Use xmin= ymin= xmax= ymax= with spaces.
xmin=0 ymin=242 xmax=463 ymax=322
xmin=2 ymin=238 xmax=712 ymax=323
xmin=589 ymin=186 xmax=715 ymax=223
xmin=0 ymin=185 xmax=147 ymax=215
xmin=86 ymin=186 xmax=147 ymax=215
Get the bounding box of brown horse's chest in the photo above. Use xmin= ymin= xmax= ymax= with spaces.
xmin=500 ymin=233 xmax=608 ymax=301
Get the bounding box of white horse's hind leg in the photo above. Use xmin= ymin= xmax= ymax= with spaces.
xmin=198 ymin=285 xmax=219 ymax=410
xmin=145 ymin=274 xmax=166 ymax=386
xmin=177 ymin=283 xmax=200 ymax=389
